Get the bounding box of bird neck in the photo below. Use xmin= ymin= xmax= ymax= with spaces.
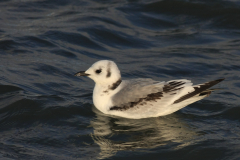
xmin=93 ymin=79 xmax=123 ymax=113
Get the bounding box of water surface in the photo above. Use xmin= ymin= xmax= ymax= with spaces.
xmin=0 ymin=0 xmax=240 ymax=159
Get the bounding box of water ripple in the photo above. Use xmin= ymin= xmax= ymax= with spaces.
xmin=0 ymin=0 xmax=240 ymax=159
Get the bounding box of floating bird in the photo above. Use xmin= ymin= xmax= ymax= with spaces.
xmin=75 ymin=60 xmax=224 ymax=119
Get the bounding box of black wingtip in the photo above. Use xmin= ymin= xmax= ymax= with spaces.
xmin=215 ymin=78 xmax=225 ymax=82
xmin=173 ymin=78 xmax=225 ymax=104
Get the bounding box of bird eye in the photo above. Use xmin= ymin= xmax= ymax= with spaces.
xmin=95 ymin=69 xmax=102 ymax=74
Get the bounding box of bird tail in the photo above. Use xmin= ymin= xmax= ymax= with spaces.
xmin=199 ymin=88 xmax=223 ymax=97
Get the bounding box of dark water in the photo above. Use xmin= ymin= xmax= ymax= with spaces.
xmin=0 ymin=0 xmax=240 ymax=159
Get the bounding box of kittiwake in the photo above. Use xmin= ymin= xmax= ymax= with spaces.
xmin=75 ymin=60 xmax=224 ymax=119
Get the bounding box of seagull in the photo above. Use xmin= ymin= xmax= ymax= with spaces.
xmin=75 ymin=60 xmax=224 ymax=119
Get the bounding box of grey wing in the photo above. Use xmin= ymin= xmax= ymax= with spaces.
xmin=111 ymin=78 xmax=192 ymax=110
xmin=112 ymin=78 xmax=165 ymax=106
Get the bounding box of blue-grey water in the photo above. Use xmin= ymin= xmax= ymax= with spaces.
xmin=0 ymin=0 xmax=240 ymax=159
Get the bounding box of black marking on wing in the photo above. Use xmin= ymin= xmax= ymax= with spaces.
xmin=110 ymin=80 xmax=186 ymax=111
xmin=163 ymin=81 xmax=185 ymax=93
xmin=199 ymin=90 xmax=212 ymax=96
xmin=173 ymin=78 xmax=224 ymax=104
xmin=110 ymin=92 xmax=163 ymax=111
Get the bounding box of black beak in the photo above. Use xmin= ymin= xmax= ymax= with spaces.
xmin=74 ymin=71 xmax=90 ymax=76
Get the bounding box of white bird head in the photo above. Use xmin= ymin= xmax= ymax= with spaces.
xmin=75 ymin=60 xmax=121 ymax=85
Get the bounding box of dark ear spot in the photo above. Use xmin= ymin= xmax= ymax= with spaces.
xmin=106 ymin=62 xmax=111 ymax=78
xmin=106 ymin=68 xmax=111 ymax=78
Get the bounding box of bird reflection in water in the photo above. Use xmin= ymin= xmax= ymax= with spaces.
xmin=88 ymin=106 xmax=198 ymax=159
